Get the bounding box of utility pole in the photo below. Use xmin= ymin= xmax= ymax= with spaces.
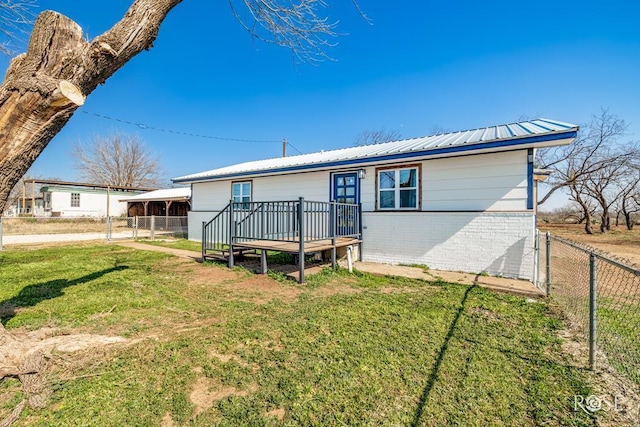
xmin=282 ymin=138 xmax=287 ymax=157
xmin=31 ymin=180 xmax=35 ymax=216
xmin=22 ymin=181 xmax=26 ymax=215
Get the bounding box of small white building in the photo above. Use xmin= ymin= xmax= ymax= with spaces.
xmin=120 ymin=187 xmax=191 ymax=217
xmin=173 ymin=119 xmax=578 ymax=281
xmin=37 ymin=181 xmax=151 ymax=217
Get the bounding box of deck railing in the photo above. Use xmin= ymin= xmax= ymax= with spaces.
xmin=201 ymin=203 xmax=231 ymax=260
xmin=202 ymin=197 xmax=361 ymax=272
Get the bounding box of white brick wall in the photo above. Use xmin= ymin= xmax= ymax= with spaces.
xmin=362 ymin=212 xmax=536 ymax=280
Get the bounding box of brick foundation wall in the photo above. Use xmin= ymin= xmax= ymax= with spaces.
xmin=361 ymin=212 xmax=535 ymax=280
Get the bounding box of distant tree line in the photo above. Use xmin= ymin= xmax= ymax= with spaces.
xmin=537 ymin=109 xmax=640 ymax=233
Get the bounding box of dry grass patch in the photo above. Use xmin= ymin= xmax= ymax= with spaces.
xmin=539 ymin=223 xmax=640 ymax=266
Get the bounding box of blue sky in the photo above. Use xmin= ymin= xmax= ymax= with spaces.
xmin=3 ymin=1 xmax=640 ymax=208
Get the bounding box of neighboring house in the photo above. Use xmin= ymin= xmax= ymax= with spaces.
xmin=33 ymin=180 xmax=152 ymax=217
xmin=173 ymin=119 xmax=578 ymax=281
xmin=120 ymin=187 xmax=191 ymax=217
xmin=4 ymin=197 xmax=44 ymax=217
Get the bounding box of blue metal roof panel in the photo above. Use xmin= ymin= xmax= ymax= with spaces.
xmin=173 ymin=118 xmax=578 ymax=183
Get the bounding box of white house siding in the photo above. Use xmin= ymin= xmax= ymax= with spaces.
xmin=49 ymin=191 xmax=129 ymax=217
xmin=362 ymin=212 xmax=536 ymax=280
xmin=188 ymin=170 xmax=334 ymax=239
xmin=191 ymin=181 xmax=232 ymax=211
xmin=335 ymin=150 xmax=528 ymax=212
xmin=252 ymin=172 xmax=329 ymax=202
xmin=191 ymin=171 xmax=330 ymax=212
xmin=423 ymin=150 xmax=527 ymax=211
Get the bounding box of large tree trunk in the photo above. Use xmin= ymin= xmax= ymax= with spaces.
xmin=624 ymin=212 xmax=634 ymax=230
xmin=600 ymin=209 xmax=610 ymax=233
xmin=583 ymin=208 xmax=593 ymax=234
xmin=0 ymin=0 xmax=182 ymax=214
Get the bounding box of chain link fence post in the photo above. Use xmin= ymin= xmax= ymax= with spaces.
xmin=545 ymin=232 xmax=551 ymax=297
xmin=105 ymin=216 xmax=112 ymax=241
xmin=589 ymin=253 xmax=597 ymax=370
xmin=134 ymin=216 xmax=138 ymax=240
xmin=150 ymin=215 xmax=155 ymax=241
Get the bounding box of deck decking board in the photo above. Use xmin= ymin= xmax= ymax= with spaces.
xmin=231 ymin=237 xmax=360 ymax=254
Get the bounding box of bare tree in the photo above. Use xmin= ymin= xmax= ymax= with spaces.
xmin=428 ymin=125 xmax=451 ymax=135
xmin=0 ymin=0 xmax=355 ymax=215
xmin=614 ymin=165 xmax=640 ymax=230
xmin=355 ymin=128 xmax=401 ymax=146
xmin=538 ymin=203 xmax=594 ymax=225
xmin=537 ymin=109 xmax=634 ymax=234
xmin=72 ymin=133 xmax=163 ymax=188
xmin=4 ymin=174 xmax=32 ymax=215
xmin=582 ymin=142 xmax=640 ymax=232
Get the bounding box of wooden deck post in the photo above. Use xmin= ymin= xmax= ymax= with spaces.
xmin=358 ymin=202 xmax=363 ymax=261
xmin=331 ymin=200 xmax=337 ymax=270
xmin=201 ymin=221 xmax=206 ymax=262
xmin=298 ymin=197 xmax=305 ymax=283
xmin=260 ymin=250 xmax=268 ymax=274
xmin=228 ymin=200 xmax=235 ymax=269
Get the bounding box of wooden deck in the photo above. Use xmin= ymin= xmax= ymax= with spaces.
xmin=202 ymin=199 xmax=362 ymax=283
xmin=232 ymin=237 xmax=360 ymax=254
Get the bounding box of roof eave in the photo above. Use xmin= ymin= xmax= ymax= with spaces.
xmin=120 ymin=197 xmax=191 ymax=202
xmin=173 ymin=129 xmax=577 ymax=184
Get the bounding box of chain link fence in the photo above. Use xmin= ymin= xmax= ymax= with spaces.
xmin=0 ymin=216 xmax=188 ymax=249
xmin=537 ymin=231 xmax=640 ymax=385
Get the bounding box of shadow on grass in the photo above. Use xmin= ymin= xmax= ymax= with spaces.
xmin=0 ymin=266 xmax=127 ymax=325
xmin=411 ymin=284 xmax=476 ymax=426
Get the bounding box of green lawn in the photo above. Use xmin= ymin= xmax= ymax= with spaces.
xmin=0 ymin=244 xmax=598 ymax=426
xmin=598 ymin=301 xmax=640 ymax=386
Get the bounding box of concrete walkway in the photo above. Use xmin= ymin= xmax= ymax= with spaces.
xmin=116 ymin=241 xmax=544 ymax=297
xmin=115 ymin=241 xmax=202 ymax=261
xmin=352 ymin=261 xmax=544 ymax=297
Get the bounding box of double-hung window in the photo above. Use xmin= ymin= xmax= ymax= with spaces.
xmin=377 ymin=166 xmax=419 ymax=210
xmin=232 ymin=181 xmax=251 ymax=208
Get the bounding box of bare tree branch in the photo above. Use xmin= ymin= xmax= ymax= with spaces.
xmin=0 ymin=0 xmax=35 ymax=55
xmin=72 ymin=133 xmax=164 ymax=188
xmin=228 ymin=0 xmax=339 ymax=64
xmin=354 ymin=128 xmax=401 ymax=146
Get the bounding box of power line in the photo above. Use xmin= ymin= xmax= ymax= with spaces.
xmin=287 ymin=141 xmax=303 ymax=155
xmin=81 ymin=110 xmax=282 ymax=143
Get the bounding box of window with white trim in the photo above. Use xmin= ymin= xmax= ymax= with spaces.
xmin=377 ymin=167 xmax=419 ymax=210
xmin=232 ymin=181 xmax=251 ymax=206
xmin=70 ymin=192 xmax=80 ymax=208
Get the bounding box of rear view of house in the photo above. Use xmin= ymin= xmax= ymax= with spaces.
xmin=173 ymin=119 xmax=578 ymax=281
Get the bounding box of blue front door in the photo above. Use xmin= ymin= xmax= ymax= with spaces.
xmin=333 ymin=172 xmax=359 ymax=236
xmin=333 ymin=172 xmax=359 ymax=205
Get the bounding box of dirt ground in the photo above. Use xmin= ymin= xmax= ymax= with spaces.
xmin=538 ymin=223 xmax=640 ymax=267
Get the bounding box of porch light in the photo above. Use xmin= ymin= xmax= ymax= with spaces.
xmin=358 ymin=169 xmax=366 ymax=179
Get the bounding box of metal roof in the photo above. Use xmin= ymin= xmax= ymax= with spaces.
xmin=119 ymin=187 xmax=190 ymax=202
xmin=173 ymin=118 xmax=578 ymax=183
